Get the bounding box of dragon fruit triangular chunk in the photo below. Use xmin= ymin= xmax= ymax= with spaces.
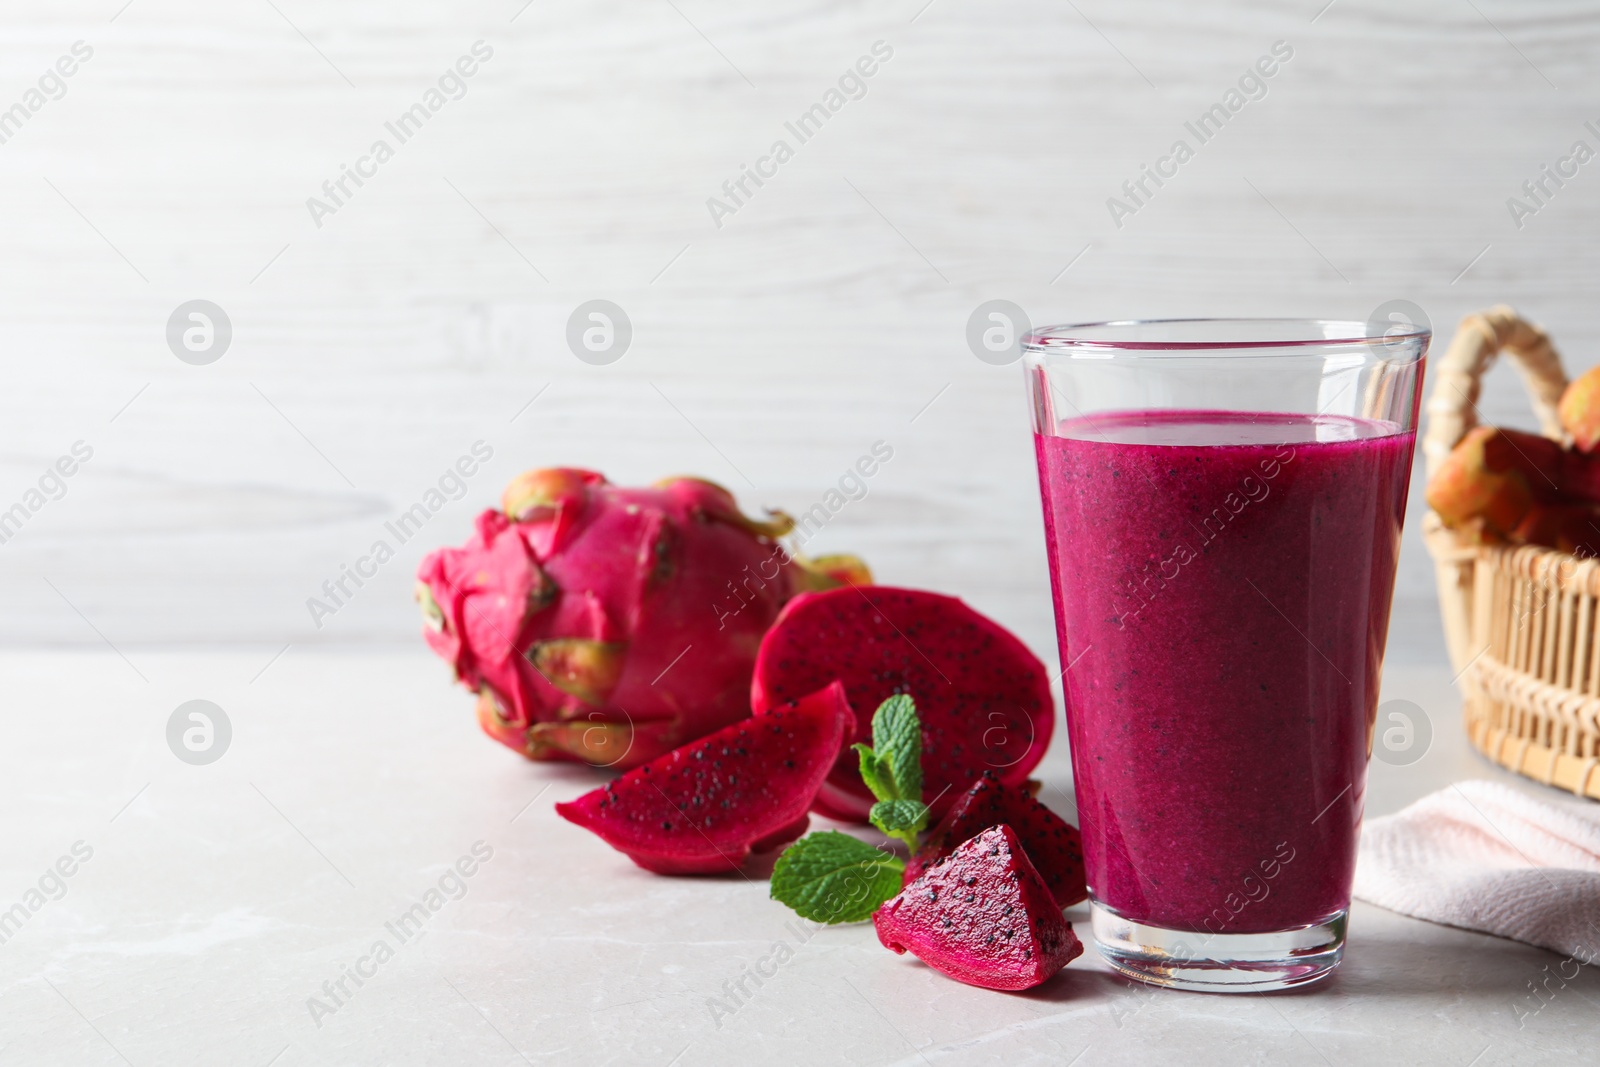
xmin=556 ymin=682 xmax=854 ymax=875
xmin=874 ymin=825 xmax=1083 ymax=990
xmin=904 ymin=771 xmax=1086 ymax=907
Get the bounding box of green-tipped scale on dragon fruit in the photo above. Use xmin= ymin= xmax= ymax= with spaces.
xmin=904 ymin=771 xmax=1085 ymax=908
xmin=555 ymin=682 xmax=854 ymax=874
xmin=751 ymin=586 xmax=1054 ymax=822
xmin=415 ymin=468 xmax=870 ymax=769
xmin=873 ymin=825 xmax=1083 ymax=991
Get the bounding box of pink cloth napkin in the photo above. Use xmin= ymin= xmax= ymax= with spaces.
xmin=1354 ymin=779 xmax=1600 ymax=959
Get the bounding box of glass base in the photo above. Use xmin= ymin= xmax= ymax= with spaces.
xmin=1090 ymin=902 xmax=1346 ymax=993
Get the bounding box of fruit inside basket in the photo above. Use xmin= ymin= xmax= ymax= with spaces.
xmin=1423 ymin=305 xmax=1600 ymax=800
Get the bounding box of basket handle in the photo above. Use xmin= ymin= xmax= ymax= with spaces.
xmin=1422 ymin=304 xmax=1569 ymax=476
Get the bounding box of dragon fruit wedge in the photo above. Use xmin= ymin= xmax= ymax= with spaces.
xmin=903 ymin=771 xmax=1085 ymax=907
xmin=556 ymin=681 xmax=854 ymax=874
xmin=874 ymin=825 xmax=1083 ymax=991
xmin=751 ymin=586 xmax=1054 ymax=823
xmin=415 ymin=469 xmax=869 ymax=769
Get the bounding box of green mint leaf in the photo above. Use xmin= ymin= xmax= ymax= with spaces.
xmin=770 ymin=831 xmax=906 ymax=924
xmin=853 ymin=742 xmax=893 ymax=803
xmin=869 ymin=799 xmax=929 ymax=849
xmin=872 ymin=694 xmax=923 ymax=803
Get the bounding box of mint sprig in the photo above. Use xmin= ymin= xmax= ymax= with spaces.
xmin=853 ymin=693 xmax=928 ymax=850
xmin=769 ymin=832 xmax=906 ymax=924
xmin=867 ymin=798 xmax=927 ymax=842
xmin=770 ymin=694 xmax=928 ymax=924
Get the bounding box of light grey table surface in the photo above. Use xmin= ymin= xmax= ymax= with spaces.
xmin=2 ymin=654 xmax=1594 ymax=1066
xmin=5 ymin=0 xmax=1600 ymax=1062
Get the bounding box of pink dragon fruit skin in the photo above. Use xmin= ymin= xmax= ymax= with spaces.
xmin=874 ymin=825 xmax=1084 ymax=991
xmin=415 ymin=469 xmax=869 ymax=769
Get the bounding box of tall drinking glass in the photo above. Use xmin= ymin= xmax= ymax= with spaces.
xmin=1024 ymin=319 xmax=1427 ymax=991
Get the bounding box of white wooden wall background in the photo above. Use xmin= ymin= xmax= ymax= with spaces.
xmin=2 ymin=0 xmax=1598 ymax=669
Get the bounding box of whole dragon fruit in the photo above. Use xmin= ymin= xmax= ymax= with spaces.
xmin=415 ymin=468 xmax=869 ymax=769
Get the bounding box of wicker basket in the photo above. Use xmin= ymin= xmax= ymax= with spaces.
xmin=1422 ymin=305 xmax=1600 ymax=800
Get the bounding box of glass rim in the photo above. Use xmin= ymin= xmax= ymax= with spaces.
xmin=1022 ymin=317 xmax=1431 ymax=354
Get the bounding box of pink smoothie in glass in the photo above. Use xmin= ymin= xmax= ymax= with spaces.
xmin=1036 ymin=410 xmax=1414 ymax=934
